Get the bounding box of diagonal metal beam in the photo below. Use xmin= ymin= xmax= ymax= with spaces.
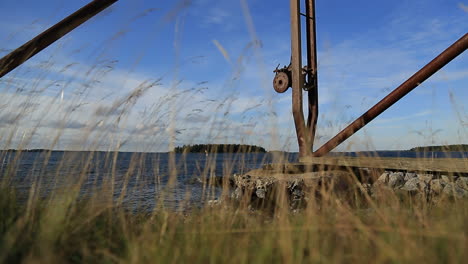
xmin=313 ymin=33 xmax=468 ymax=157
xmin=0 ymin=0 xmax=119 ymax=79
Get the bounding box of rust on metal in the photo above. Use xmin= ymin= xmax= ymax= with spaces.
xmin=0 ymin=0 xmax=118 ymax=78
xmin=273 ymin=70 xmax=290 ymax=93
xmin=305 ymin=0 xmax=319 ymax=152
xmin=274 ymin=0 xmax=319 ymax=157
xmin=275 ymin=0 xmax=466 ymax=158
xmin=313 ymin=33 xmax=468 ymax=157
xmin=290 ymin=0 xmax=308 ymax=157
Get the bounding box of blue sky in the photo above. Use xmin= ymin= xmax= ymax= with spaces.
xmin=0 ymin=0 xmax=467 ymax=152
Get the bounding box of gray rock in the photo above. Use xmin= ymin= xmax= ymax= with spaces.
xmin=376 ymin=172 xmax=390 ymax=185
xmin=231 ymin=187 xmax=243 ymax=199
xmin=400 ymin=177 xmax=426 ymax=193
xmin=441 ymin=175 xmax=451 ymax=185
xmin=255 ymin=188 xmax=266 ymax=199
xmin=443 ymin=183 xmax=468 ymax=199
xmin=388 ymin=172 xmax=405 ymax=188
xmin=455 ymin=177 xmax=468 ymax=190
xmin=429 ymin=179 xmax=444 ymax=195
xmin=291 ymin=188 xmax=305 ymax=201
xmin=404 ymin=173 xmax=418 ymax=181
xmin=207 ymin=199 xmax=222 ymax=207
xmin=417 ymin=174 xmax=434 ymax=184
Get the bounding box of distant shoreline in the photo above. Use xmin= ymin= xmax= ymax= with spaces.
xmin=173 ymin=144 xmax=266 ymax=153
xmin=409 ymin=144 xmax=468 ymax=152
xmin=1 ymin=144 xmax=467 ymax=154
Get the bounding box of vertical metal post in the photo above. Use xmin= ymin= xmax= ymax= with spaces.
xmin=290 ymin=0 xmax=307 ymax=157
xmin=305 ymin=0 xmax=318 ymax=152
xmin=0 ymin=0 xmax=119 ymax=78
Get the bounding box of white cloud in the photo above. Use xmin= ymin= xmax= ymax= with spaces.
xmin=1 ymin=0 xmax=466 ymax=152
xmin=373 ymin=110 xmax=432 ymax=125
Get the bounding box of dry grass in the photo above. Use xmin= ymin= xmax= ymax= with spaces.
xmin=1 ymin=168 xmax=467 ymax=263
xmin=1 ymin=2 xmax=467 ymax=263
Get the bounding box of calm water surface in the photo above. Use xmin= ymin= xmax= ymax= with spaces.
xmin=1 ymin=150 xmax=466 ymax=210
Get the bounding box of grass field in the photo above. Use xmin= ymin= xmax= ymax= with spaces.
xmin=1 ymin=156 xmax=468 ymax=263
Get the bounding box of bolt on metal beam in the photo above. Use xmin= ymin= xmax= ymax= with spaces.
xmin=313 ymin=33 xmax=468 ymax=157
xmin=0 ymin=0 xmax=119 ymax=79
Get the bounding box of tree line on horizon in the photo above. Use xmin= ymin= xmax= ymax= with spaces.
xmin=409 ymin=144 xmax=468 ymax=152
xmin=173 ymin=144 xmax=266 ymax=153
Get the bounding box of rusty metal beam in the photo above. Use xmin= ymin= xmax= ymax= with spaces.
xmin=0 ymin=0 xmax=118 ymax=78
xmin=305 ymin=0 xmax=318 ymax=152
xmin=290 ymin=0 xmax=308 ymax=157
xmin=313 ymin=33 xmax=468 ymax=157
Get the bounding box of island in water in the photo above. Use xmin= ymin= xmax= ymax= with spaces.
xmin=409 ymin=144 xmax=468 ymax=152
xmin=173 ymin=144 xmax=266 ymax=153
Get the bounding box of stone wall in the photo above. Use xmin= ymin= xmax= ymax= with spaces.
xmin=372 ymin=171 xmax=468 ymax=200
xmin=230 ymin=168 xmax=468 ymax=209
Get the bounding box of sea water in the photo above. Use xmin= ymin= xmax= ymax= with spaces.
xmin=1 ymin=150 xmax=466 ymax=211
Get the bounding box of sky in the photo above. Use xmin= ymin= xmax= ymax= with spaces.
xmin=0 ymin=0 xmax=467 ymax=152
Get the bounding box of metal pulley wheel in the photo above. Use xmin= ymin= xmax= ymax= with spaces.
xmin=273 ymin=71 xmax=290 ymax=93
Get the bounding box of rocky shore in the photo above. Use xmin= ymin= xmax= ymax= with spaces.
xmin=371 ymin=171 xmax=468 ymax=199
xmin=230 ymin=168 xmax=468 ymax=209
